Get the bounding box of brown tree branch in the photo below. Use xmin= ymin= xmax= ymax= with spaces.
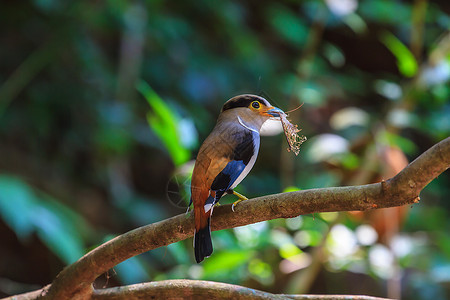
xmin=4 ymin=137 xmax=449 ymax=300
xmin=91 ymin=279 xmax=392 ymax=300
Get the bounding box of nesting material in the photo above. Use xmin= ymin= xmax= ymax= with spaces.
xmin=279 ymin=113 xmax=307 ymax=156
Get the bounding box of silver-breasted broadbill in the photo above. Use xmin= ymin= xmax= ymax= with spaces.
xmin=190 ymin=94 xmax=284 ymax=263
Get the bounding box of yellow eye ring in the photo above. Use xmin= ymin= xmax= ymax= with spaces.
xmin=251 ymin=101 xmax=260 ymax=109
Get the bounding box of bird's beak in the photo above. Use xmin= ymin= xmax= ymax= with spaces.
xmin=265 ymin=106 xmax=284 ymax=117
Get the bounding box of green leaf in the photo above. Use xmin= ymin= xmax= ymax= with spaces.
xmin=380 ymin=131 xmax=418 ymax=154
xmin=359 ymin=0 xmax=411 ymax=25
xmin=167 ymin=241 xmax=190 ymax=265
xmin=283 ymin=186 xmax=301 ymax=193
xmin=0 ymin=176 xmax=37 ymax=240
xmin=267 ymin=4 xmax=308 ymax=47
xmin=137 ymin=80 xmax=190 ymax=166
xmin=380 ymin=32 xmax=418 ymax=77
xmin=340 ymin=152 xmax=360 ymax=170
xmin=32 ymin=205 xmax=85 ymax=264
xmin=202 ymin=250 xmax=253 ymax=277
xmin=435 ymin=232 xmax=450 ymax=260
xmin=115 ymin=256 xmax=150 ymax=285
xmin=0 ymin=175 xmax=87 ymax=264
xmin=279 ymin=243 xmax=302 ymax=259
xmin=248 ymin=258 xmax=273 ymax=283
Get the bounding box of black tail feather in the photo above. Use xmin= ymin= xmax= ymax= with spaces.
xmin=194 ymin=217 xmax=213 ymax=263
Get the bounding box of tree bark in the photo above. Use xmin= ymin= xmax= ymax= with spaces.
xmin=91 ymin=279 xmax=392 ymax=300
xmin=3 ymin=137 xmax=449 ymax=300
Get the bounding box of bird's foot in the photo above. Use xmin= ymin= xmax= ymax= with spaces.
xmin=230 ymin=190 xmax=248 ymax=212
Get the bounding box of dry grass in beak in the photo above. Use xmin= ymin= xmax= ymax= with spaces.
xmin=279 ymin=113 xmax=307 ymax=156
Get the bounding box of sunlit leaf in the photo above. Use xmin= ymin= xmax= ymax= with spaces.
xmin=319 ymin=212 xmax=339 ymax=223
xmin=202 ymin=250 xmax=253 ymax=277
xmin=283 ymin=186 xmax=301 ymax=193
xmin=279 ymin=243 xmax=302 ymax=259
xmin=340 ymin=152 xmax=360 ymax=170
xmin=248 ymin=258 xmax=273 ymax=285
xmin=137 ymin=80 xmax=190 ymax=166
xmin=380 ymin=31 xmax=418 ymax=77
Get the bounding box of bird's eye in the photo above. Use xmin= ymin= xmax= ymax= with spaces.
xmin=251 ymin=101 xmax=260 ymax=109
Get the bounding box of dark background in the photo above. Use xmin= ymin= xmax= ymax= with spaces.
xmin=0 ymin=1 xmax=449 ymax=299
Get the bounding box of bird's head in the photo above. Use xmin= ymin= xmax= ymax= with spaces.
xmin=219 ymin=94 xmax=284 ymax=131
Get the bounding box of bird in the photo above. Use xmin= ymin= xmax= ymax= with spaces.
xmin=190 ymin=94 xmax=284 ymax=263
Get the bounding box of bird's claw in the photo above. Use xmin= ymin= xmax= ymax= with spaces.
xmin=231 ymin=200 xmax=241 ymax=212
xmin=231 ymin=191 xmax=248 ymax=212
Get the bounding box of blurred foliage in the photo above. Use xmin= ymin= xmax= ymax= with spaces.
xmin=0 ymin=176 xmax=90 ymax=264
xmin=137 ymin=80 xmax=191 ymax=166
xmin=0 ymin=0 xmax=449 ymax=299
xmin=380 ymin=31 xmax=419 ymax=77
